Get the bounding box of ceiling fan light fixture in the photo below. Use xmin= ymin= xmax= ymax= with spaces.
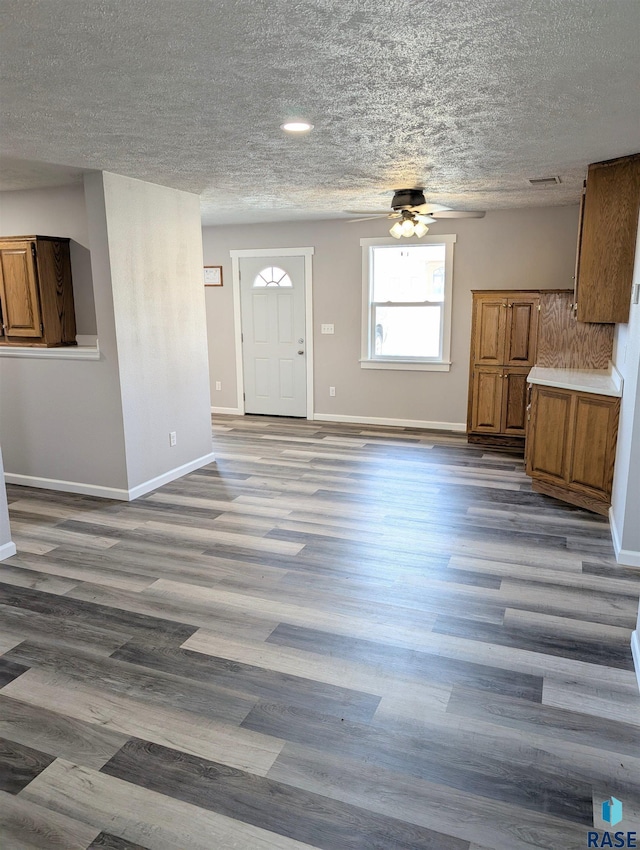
xmin=390 ymin=221 xmax=404 ymax=238
xmin=401 ymin=219 xmax=416 ymax=237
xmin=414 ymin=221 xmax=429 ymax=237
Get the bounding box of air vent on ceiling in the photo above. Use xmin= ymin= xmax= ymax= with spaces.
xmin=528 ymin=176 xmax=561 ymax=186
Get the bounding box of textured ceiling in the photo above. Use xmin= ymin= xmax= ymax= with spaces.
xmin=1 ymin=0 xmax=639 ymax=224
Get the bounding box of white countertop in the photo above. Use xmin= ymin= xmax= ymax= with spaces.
xmin=527 ymin=364 xmax=623 ymax=397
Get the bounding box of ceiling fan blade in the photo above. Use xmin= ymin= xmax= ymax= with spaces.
xmin=347 ymin=216 xmax=390 ymax=223
xmin=411 ymin=203 xmax=450 ymax=214
xmin=414 ymin=215 xmax=436 ymax=224
xmin=430 ymin=210 xmax=486 ymax=219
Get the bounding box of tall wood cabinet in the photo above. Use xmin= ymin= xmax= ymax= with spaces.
xmin=526 ymin=384 xmax=620 ymax=516
xmin=0 ymin=236 xmax=77 ymax=347
xmin=575 ymin=152 xmax=640 ymax=324
xmin=467 ymin=291 xmax=539 ymax=449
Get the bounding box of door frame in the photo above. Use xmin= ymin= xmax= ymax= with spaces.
xmin=230 ymin=247 xmax=315 ymax=419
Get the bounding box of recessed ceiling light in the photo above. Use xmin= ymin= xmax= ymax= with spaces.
xmin=281 ymin=121 xmax=314 ymax=133
xmin=528 ymin=176 xmax=561 ymax=186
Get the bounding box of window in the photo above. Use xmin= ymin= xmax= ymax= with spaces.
xmin=360 ymin=235 xmax=456 ymax=371
xmin=253 ymin=266 xmax=292 ymax=287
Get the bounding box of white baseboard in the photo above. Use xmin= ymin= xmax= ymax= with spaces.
xmin=5 ymin=452 xmax=217 ymax=502
xmin=631 ymin=631 xmax=640 ymax=694
xmin=313 ymin=413 xmax=467 ymax=432
xmin=127 ymin=452 xmax=216 ymax=500
xmin=609 ymin=507 xmax=640 ymax=567
xmin=211 ymin=406 xmax=243 ymax=415
xmin=5 ymin=473 xmax=130 ymax=500
xmin=0 ymin=541 xmax=17 ymax=561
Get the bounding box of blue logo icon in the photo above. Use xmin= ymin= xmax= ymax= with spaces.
xmin=602 ymin=797 xmax=623 ymax=827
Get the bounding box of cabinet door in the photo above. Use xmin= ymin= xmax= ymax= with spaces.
xmin=470 ymin=367 xmax=504 ymax=433
xmin=501 ymin=369 xmax=529 ymax=435
xmin=568 ymin=394 xmax=619 ymax=497
xmin=526 ymin=387 xmax=573 ymax=482
xmin=504 ymin=296 xmax=539 ymax=366
xmin=0 ymin=241 xmax=42 ymax=339
xmin=472 ymin=296 xmax=507 ymax=365
xmin=577 ymin=154 xmax=640 ymax=323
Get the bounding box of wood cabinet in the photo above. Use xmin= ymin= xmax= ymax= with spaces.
xmin=467 ymin=291 xmax=539 ymax=448
xmin=0 ymin=236 xmax=76 ymax=347
xmin=575 ymin=152 xmax=640 ymax=324
xmin=526 ymin=384 xmax=619 ymax=515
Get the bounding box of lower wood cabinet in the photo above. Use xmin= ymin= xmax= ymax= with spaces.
xmin=526 ymin=384 xmax=619 ymax=515
xmin=469 ymin=366 xmax=530 ymax=446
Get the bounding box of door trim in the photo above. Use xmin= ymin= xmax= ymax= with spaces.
xmin=230 ymin=247 xmax=315 ymax=419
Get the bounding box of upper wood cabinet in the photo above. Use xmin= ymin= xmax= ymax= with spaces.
xmin=504 ymin=296 xmax=539 ymax=366
xmin=575 ymin=152 xmax=640 ymax=324
xmin=472 ymin=292 xmax=539 ymax=368
xmin=473 ymin=295 xmax=507 ymax=365
xmin=0 ymin=236 xmax=76 ymax=347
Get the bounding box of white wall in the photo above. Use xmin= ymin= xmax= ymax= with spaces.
xmin=0 ymin=181 xmax=129 ymax=493
xmin=611 ymin=212 xmax=640 ymax=567
xmin=203 ymin=206 xmax=579 ymax=424
xmin=98 ymin=172 xmax=214 ymax=491
xmin=0 ymin=445 xmax=16 ymax=561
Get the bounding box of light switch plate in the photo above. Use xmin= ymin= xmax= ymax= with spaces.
xmin=633 ymin=283 xmax=640 ymax=305
xmin=321 ymin=324 xmax=334 ymax=334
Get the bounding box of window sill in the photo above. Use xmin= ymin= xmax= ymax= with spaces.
xmin=359 ymin=359 xmax=451 ymax=372
xmin=0 ymin=340 xmax=100 ymax=361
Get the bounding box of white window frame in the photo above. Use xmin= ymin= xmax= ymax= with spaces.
xmin=360 ymin=235 xmax=456 ymax=371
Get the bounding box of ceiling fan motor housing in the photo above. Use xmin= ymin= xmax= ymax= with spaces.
xmin=391 ymin=188 xmax=426 ymax=210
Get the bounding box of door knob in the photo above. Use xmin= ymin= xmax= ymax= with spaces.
xmin=297 ymin=350 xmax=304 ymax=355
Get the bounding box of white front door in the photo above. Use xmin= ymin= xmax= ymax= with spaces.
xmin=239 ymin=255 xmax=307 ymax=417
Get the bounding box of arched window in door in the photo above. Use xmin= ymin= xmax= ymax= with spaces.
xmin=253 ymin=266 xmax=293 ymax=287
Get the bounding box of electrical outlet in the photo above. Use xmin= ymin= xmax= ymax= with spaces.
xmin=329 ymin=386 xmax=336 ymax=397
xmin=215 ymin=380 xmax=222 ymax=391
xmin=169 ymin=431 xmax=177 ymax=447
xmin=321 ymin=324 xmax=334 ymax=334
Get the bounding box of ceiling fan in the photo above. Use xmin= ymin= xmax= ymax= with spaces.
xmin=345 ymin=188 xmax=485 ymax=238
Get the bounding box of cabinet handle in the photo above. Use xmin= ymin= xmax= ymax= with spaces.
xmin=507 ymin=303 xmax=513 ymax=308
xmin=502 ymin=303 xmax=507 ymax=307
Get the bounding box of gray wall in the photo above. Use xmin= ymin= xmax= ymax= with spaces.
xmin=0 ymin=184 xmax=97 ymax=335
xmin=0 ymin=173 xmax=213 ymax=496
xmin=0 ymin=180 xmax=129 ymax=491
xmin=203 ymin=205 xmax=579 ymax=424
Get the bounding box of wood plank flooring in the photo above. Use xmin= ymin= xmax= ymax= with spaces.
xmin=1 ymin=414 xmax=639 ymax=849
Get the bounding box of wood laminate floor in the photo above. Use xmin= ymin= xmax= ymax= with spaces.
xmin=1 ymin=414 xmax=639 ymax=850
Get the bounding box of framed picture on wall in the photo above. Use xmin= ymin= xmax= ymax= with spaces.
xmin=204 ymin=265 xmax=223 ymax=286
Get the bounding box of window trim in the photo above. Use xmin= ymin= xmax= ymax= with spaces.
xmin=360 ymin=235 xmax=456 ymax=371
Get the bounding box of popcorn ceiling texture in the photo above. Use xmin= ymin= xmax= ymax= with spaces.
xmin=1 ymin=0 xmax=639 ymax=223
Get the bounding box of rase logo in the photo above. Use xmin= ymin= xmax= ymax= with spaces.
xmin=587 ymin=797 xmax=637 ymax=849
xmin=603 ymin=798 xmax=624 ymax=827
